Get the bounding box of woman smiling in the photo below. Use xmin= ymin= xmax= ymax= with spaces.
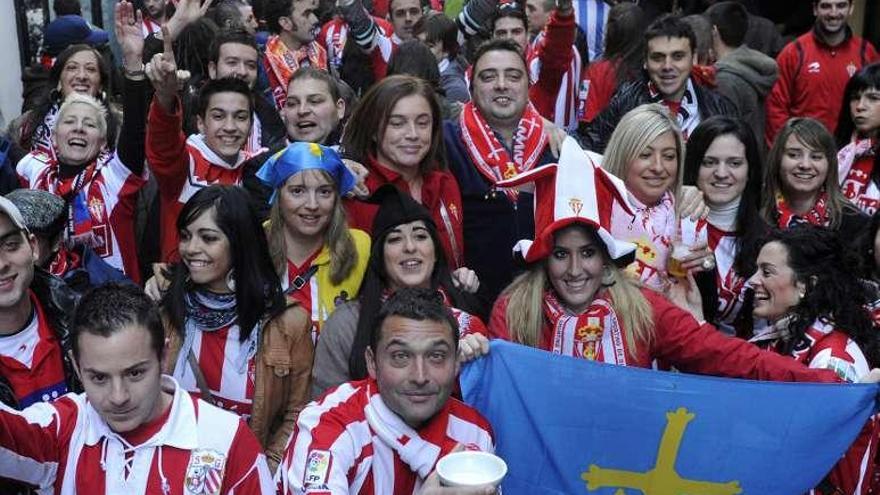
xmin=602 ymin=103 xmax=712 ymax=291
xmin=161 ymin=185 xmax=313 ymax=471
xmin=258 ymin=142 xmax=370 ymax=339
xmin=762 ymin=117 xmax=867 ymax=239
xmin=10 ymin=44 xmax=120 ymax=162
xmin=745 ymin=225 xmax=879 ymax=494
xmin=683 ymin=116 xmax=767 ymax=334
xmin=342 ymin=75 xmax=465 ymax=270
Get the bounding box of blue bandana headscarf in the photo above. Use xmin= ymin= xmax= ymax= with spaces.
xmin=256 ymin=142 xmax=356 ymax=203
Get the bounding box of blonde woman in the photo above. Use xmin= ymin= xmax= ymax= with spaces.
xmin=601 ymin=103 xmax=712 ymax=290
xmin=258 ymin=142 xmax=370 ymax=341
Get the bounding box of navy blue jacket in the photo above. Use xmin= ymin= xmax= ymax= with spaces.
xmin=443 ymin=120 xmax=555 ymax=306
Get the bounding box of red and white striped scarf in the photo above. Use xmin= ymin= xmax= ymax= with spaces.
xmin=838 ymin=137 xmax=879 ymax=215
xmin=706 ymin=224 xmax=747 ymax=333
xmin=264 ymin=36 xmax=328 ymax=109
xmin=543 ymin=290 xmax=629 ymax=364
xmin=459 ymin=101 xmax=547 ymax=201
xmin=142 ymin=17 xmax=162 ymax=38
xmin=774 ymin=190 xmax=830 ymax=228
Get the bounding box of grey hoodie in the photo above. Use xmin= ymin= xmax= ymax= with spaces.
xmin=715 ymin=45 xmax=778 ymax=145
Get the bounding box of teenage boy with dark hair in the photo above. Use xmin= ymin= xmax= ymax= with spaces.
xmin=146 ymin=32 xmax=259 ymax=261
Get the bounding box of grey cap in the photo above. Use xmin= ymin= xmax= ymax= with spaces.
xmin=5 ymin=189 xmax=66 ymax=235
xmin=0 ymin=194 xmax=30 ymax=232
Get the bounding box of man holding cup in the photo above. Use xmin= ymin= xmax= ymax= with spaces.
xmin=275 ymin=288 xmax=498 ymax=494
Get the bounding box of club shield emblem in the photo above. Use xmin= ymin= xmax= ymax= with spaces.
xmin=185 ymin=449 xmax=226 ymax=495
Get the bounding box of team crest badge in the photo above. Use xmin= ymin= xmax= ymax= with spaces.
xmin=88 ymin=197 xmax=105 ymax=222
xmin=847 ymin=62 xmax=857 ymax=77
xmin=185 ymin=449 xmax=226 ymax=495
xmin=569 ymin=198 xmax=583 ymax=216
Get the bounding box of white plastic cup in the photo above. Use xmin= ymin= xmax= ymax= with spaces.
xmin=436 ymin=451 xmax=508 ymax=488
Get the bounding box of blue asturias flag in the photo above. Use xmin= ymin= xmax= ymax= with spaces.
xmin=460 ymin=341 xmax=879 ymax=495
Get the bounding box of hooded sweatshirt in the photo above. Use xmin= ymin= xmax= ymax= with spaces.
xmin=715 ymin=45 xmax=778 ymax=146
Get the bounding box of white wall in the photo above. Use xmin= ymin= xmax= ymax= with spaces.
xmin=0 ymin=2 xmax=23 ymax=129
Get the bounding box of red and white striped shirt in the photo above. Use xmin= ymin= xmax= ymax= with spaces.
xmin=174 ymin=323 xmax=257 ymax=419
xmin=276 ymin=378 xmax=494 ymax=495
xmin=528 ymin=11 xmax=583 ymax=131
xmin=0 ymin=376 xmax=274 ymax=494
xmin=17 ymin=150 xmax=147 ymax=282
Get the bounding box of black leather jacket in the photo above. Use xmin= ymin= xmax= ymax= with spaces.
xmin=577 ymin=76 xmax=738 ymax=154
xmin=0 ymin=269 xmax=80 ymax=409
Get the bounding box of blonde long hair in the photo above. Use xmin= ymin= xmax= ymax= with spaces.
xmin=267 ymin=169 xmax=357 ymax=285
xmin=601 ymin=103 xmax=685 ymax=203
xmin=502 ymin=226 xmax=654 ymax=360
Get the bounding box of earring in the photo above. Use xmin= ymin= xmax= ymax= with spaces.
xmin=225 ymin=270 xmax=236 ymax=292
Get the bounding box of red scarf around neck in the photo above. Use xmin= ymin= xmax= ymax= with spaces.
xmin=840 ymin=138 xmax=878 ymax=213
xmin=774 ymin=190 xmax=830 ymax=228
xmin=459 ymin=101 xmax=547 ymax=201
xmin=542 ymin=290 xmax=628 ymax=364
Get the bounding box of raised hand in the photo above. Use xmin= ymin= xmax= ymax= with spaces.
xmin=115 ymin=0 xmax=145 ymax=71
xmin=146 ymin=26 xmax=180 ymax=111
xmin=164 ymin=0 xmax=215 ymax=42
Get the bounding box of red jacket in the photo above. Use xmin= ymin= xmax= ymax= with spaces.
xmin=145 ymin=99 xmax=252 ymax=260
xmin=528 ymin=10 xmax=582 ymax=131
xmin=344 ymin=159 xmax=465 ymax=268
xmin=579 ymin=58 xmax=616 ymax=123
xmin=765 ymin=27 xmax=878 ymax=146
xmin=489 ymin=288 xmax=842 ymax=382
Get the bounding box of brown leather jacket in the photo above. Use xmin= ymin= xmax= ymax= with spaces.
xmin=162 ymin=301 xmax=314 ymax=471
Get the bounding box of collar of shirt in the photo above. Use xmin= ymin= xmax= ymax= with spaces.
xmin=83 ymin=375 xmax=198 ymax=450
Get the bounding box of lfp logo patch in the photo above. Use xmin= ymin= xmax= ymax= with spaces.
xmin=304 ymin=449 xmax=333 ymax=487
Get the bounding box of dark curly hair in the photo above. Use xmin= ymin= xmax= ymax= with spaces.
xmin=762 ymin=225 xmax=880 ymax=368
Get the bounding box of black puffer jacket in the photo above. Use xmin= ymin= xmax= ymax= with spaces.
xmin=577 ymin=76 xmax=737 ymax=154
xmin=0 ymin=269 xmax=80 ymax=409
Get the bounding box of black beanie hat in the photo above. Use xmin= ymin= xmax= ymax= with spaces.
xmin=368 ymin=184 xmax=436 ymax=238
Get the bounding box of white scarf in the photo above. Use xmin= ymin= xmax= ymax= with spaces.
xmin=363 ymin=384 xmax=442 ymax=479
